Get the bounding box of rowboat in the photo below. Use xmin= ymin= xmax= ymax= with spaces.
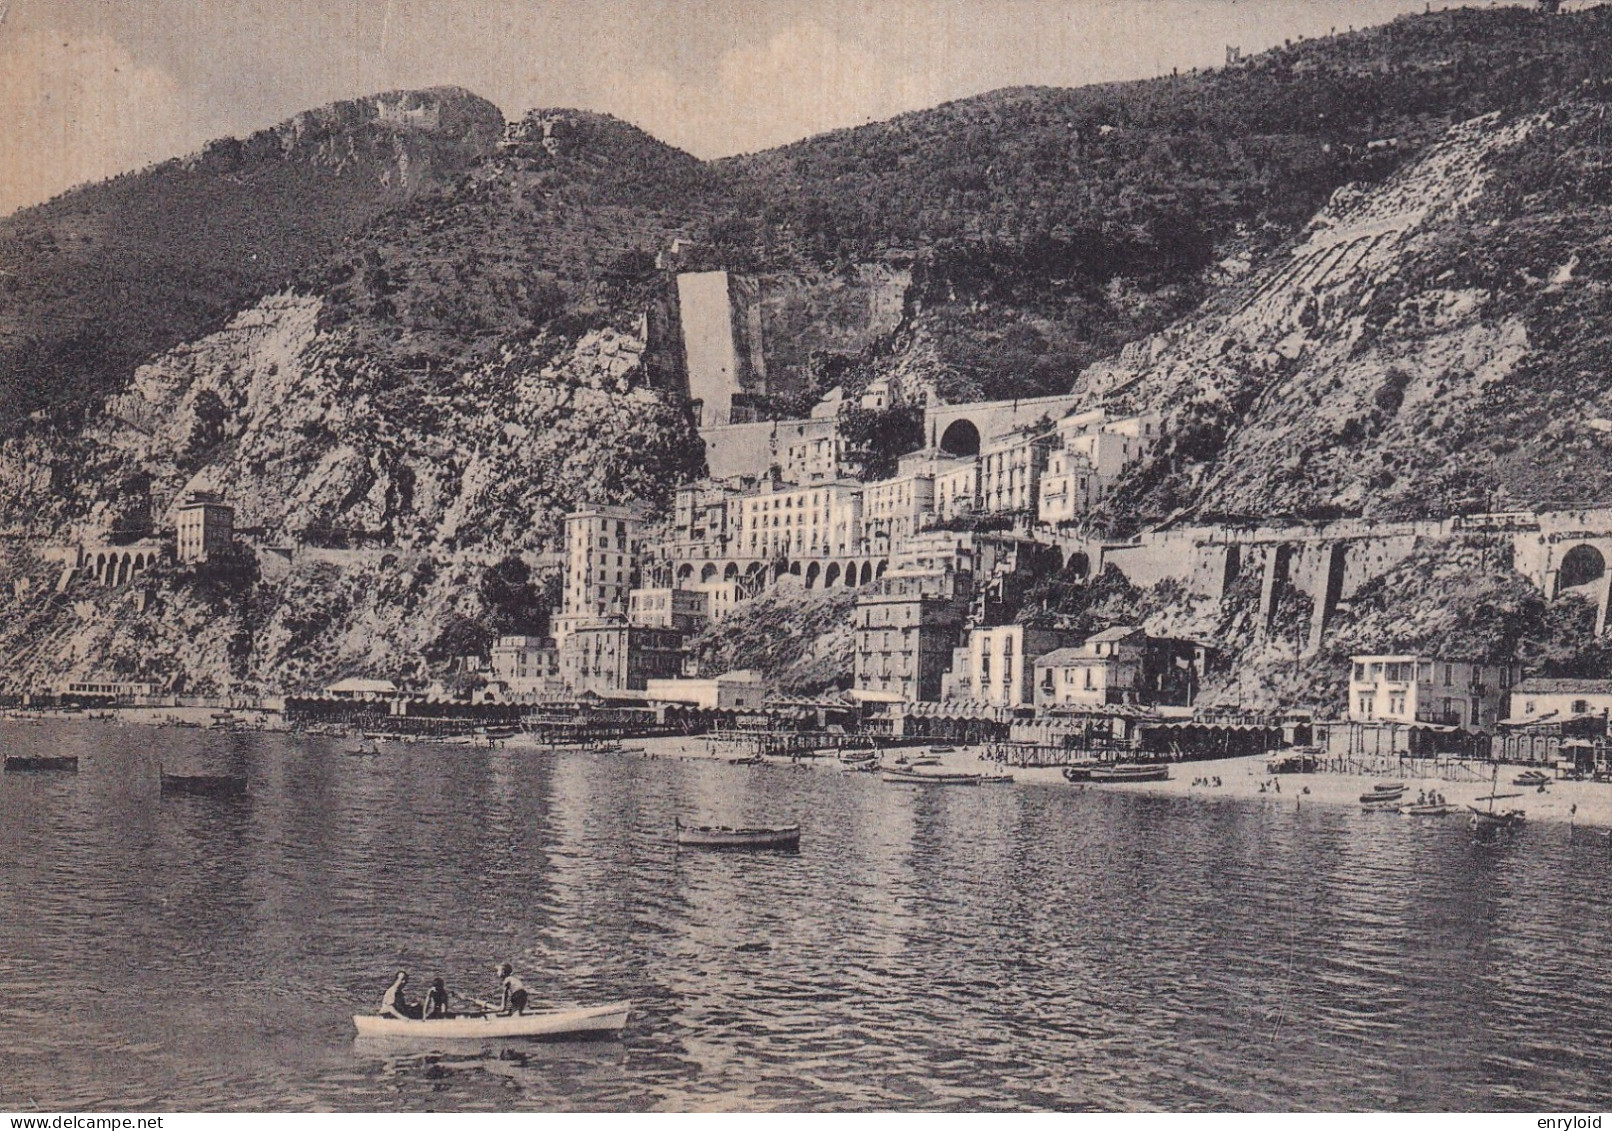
xmin=838 ymin=749 xmax=876 ymax=764
xmin=978 ymin=772 xmax=1015 ymax=785
xmin=160 ymin=772 xmax=247 ymax=797
xmin=892 ymin=754 xmax=940 ymax=767
xmin=675 ymin=821 xmax=800 ymax=850
xmin=353 ymin=1001 xmax=632 ymax=1040
xmin=1402 ymin=802 xmax=1456 ymax=817
xmin=727 ymin=754 xmax=764 ymax=765
xmin=1088 ymin=763 xmax=1170 ymax=783
xmin=927 ymin=745 xmax=957 ymax=754
xmin=1513 ymin=770 xmax=1550 ymax=787
xmin=881 ymin=768 xmax=981 ymax=785
xmin=4 ymin=755 xmax=78 ymax=772
xmin=1062 ymin=764 xmax=1095 ymax=782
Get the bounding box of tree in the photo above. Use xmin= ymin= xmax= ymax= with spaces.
xmin=839 ymin=402 xmax=925 ymax=481
xmin=478 ymin=556 xmax=555 ymax=635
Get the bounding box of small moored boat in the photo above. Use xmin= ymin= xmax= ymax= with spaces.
xmin=1469 ymin=765 xmax=1526 ymax=831
xmin=1402 ymin=802 xmax=1456 ymax=817
xmin=1088 ymin=763 xmax=1170 ymax=784
xmin=4 ymin=755 xmax=78 ymax=772
xmin=675 ymin=820 xmax=800 ymax=850
xmin=353 ymin=1000 xmax=632 ymax=1040
xmin=881 ymin=768 xmax=981 ymax=785
xmin=160 ymin=772 xmax=247 ymax=797
xmin=1513 ymin=770 xmax=1550 ymax=787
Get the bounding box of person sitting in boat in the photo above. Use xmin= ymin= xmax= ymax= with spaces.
xmin=380 ymin=970 xmax=423 ymax=1020
xmin=496 ymin=963 xmax=529 ymax=1015
xmin=424 ymin=977 xmax=452 ymax=1020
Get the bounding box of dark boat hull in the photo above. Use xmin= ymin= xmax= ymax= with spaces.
xmin=676 ymin=824 xmax=800 ymax=850
xmin=160 ymin=772 xmax=247 ymax=797
xmin=1089 ymin=764 xmax=1170 ymax=783
xmin=4 ymin=756 xmax=78 ymax=772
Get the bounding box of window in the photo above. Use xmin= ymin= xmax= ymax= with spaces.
xmin=1574 ymin=699 xmax=1589 ymax=714
xmin=1444 ymin=664 xmax=1453 ymax=686
xmin=1388 ymin=693 xmax=1406 ymax=716
xmin=1359 ymin=694 xmax=1374 ymax=719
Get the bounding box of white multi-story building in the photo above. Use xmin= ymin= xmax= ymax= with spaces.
xmin=175 ymin=492 xmax=234 ymax=564
xmin=1039 ymin=409 xmax=1163 ymax=526
xmin=980 ymin=428 xmax=1054 ymax=517
xmin=1348 ymin=654 xmax=1518 ymax=729
xmin=489 ymin=635 xmax=563 ymax=698
xmin=861 ymin=471 xmax=935 ymax=554
xmin=553 ymin=506 xmax=639 ymax=647
xmin=628 ymin=587 xmax=710 ymax=634
xmin=934 ymin=457 xmax=980 ymax=522
xmin=945 ymin=624 xmax=1084 ymax=708
xmin=732 ymin=481 xmax=863 ymax=563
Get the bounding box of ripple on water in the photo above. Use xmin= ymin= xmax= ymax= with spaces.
xmin=3 ymin=721 xmax=1612 ymax=1110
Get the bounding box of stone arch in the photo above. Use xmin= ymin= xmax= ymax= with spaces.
xmin=700 ymin=563 xmax=718 ymax=584
xmin=95 ymin=553 xmax=106 ymax=584
xmin=939 ymin=419 xmax=981 ymax=457
xmin=1560 ymin=543 xmax=1606 ymax=591
xmin=844 ymin=564 xmax=858 ymax=587
xmin=860 ymin=562 xmax=872 ymax=586
xmin=805 ymin=561 xmax=821 ymax=589
xmin=824 ymin=562 xmax=841 ymax=588
xmin=723 ymin=562 xmax=740 ymax=582
xmin=789 ymin=561 xmax=801 ymax=576
xmin=133 ymin=553 xmax=145 ymax=574
xmin=876 ymin=559 xmax=888 ymax=578
xmin=677 ymin=563 xmax=694 ymax=584
xmin=1222 ymin=545 xmax=1242 ymax=592
xmin=1066 ymin=551 xmax=1091 ymax=580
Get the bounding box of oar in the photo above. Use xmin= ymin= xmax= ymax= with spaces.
xmin=453 ymin=991 xmax=499 ymax=1013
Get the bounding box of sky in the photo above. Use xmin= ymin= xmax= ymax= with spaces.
xmin=0 ymin=0 xmax=1557 ymax=217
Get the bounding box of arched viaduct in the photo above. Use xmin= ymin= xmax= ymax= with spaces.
xmin=672 ymin=554 xmax=891 ymax=595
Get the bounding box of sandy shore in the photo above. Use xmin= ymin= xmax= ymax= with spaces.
xmin=19 ymin=713 xmax=1611 ymax=833
xmin=632 ymin=734 xmax=1612 ymax=832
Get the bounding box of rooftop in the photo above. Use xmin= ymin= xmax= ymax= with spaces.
xmin=1514 ymin=678 xmax=1612 ymax=695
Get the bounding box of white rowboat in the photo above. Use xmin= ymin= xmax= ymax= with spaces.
xmin=352 ymin=1001 xmax=631 ymax=1040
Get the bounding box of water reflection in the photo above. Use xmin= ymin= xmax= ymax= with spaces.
xmin=3 ymin=720 xmax=1612 ymax=1110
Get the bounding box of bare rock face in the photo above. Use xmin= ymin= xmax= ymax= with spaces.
xmin=1098 ymin=105 xmax=1612 ymax=526
xmin=0 ymin=87 xmax=506 ymax=437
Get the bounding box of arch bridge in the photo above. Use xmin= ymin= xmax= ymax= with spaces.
xmin=924 ymin=393 xmax=1087 ymax=457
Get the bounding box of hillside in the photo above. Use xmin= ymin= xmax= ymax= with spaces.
xmin=1097 ymin=94 xmax=1612 ymax=527
xmin=719 ymin=5 xmax=1612 ymax=403
xmin=0 ymin=87 xmax=505 ymax=437
xmin=6 ymin=7 xmax=1612 ymax=694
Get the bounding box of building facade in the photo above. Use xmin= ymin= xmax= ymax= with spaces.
xmin=1035 ymin=628 xmax=1209 ymax=709
xmin=175 ymin=493 xmax=234 ymax=564
xmin=945 ymin=624 xmax=1084 ymax=708
xmin=489 ymin=635 xmax=563 ymax=698
xmin=853 ymin=571 xmax=970 ymax=703
xmin=861 ymin=471 xmax=935 ymax=555
xmin=645 ymin=670 xmax=765 ymax=711
xmin=560 ymin=623 xmax=685 ymax=697
xmin=1347 ymin=655 xmax=1518 ymax=729
xmin=979 ymin=429 xmax=1054 ymax=517
xmin=934 ymin=458 xmax=980 ymax=522
xmin=553 ymin=507 xmax=640 ymax=647
xmin=629 ymin=587 xmax=710 ymax=633
xmin=733 ymin=481 xmax=863 ymax=563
